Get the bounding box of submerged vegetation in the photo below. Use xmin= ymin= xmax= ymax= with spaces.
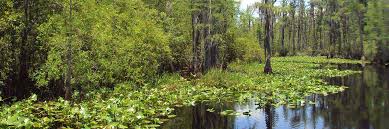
xmin=0 ymin=56 xmax=360 ymax=128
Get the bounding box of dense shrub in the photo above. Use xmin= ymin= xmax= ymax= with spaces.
xmin=234 ymin=34 xmax=265 ymax=63
xmin=34 ymin=0 xmax=172 ymax=89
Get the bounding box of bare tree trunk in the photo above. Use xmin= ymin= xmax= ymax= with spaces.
xmin=292 ymin=15 xmax=296 ymax=55
xmin=302 ymin=20 xmax=305 ymax=50
xmin=318 ymin=6 xmax=323 ymax=51
xmin=191 ymin=0 xmax=201 ymax=74
xmin=328 ymin=0 xmax=338 ymax=58
xmin=288 ymin=14 xmax=292 ymax=53
xmin=257 ymin=4 xmax=264 ymax=63
xmin=310 ymin=3 xmax=317 ymax=56
xmin=204 ymin=0 xmax=214 ymax=71
xmin=280 ymin=14 xmax=286 ymax=56
xmin=192 ymin=14 xmax=200 ymax=74
xmin=358 ymin=13 xmax=364 ymax=58
xmin=338 ymin=19 xmax=342 ymax=57
xmin=341 ymin=15 xmax=349 ymax=57
xmin=297 ymin=15 xmax=301 ymax=51
xmin=281 ymin=20 xmax=286 ymax=56
xmin=65 ymin=0 xmax=73 ymax=100
xmin=18 ymin=0 xmax=30 ymax=99
xmin=264 ymin=0 xmax=272 ymax=74
xmin=271 ymin=7 xmax=275 ymax=50
xmin=357 ymin=0 xmax=367 ymax=58
xmin=291 ymin=0 xmax=296 ymax=55
xmin=297 ymin=0 xmax=304 ymax=51
xmin=329 ymin=20 xmax=335 ymax=58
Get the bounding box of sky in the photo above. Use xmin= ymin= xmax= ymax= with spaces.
xmin=238 ymin=0 xmax=261 ymax=10
xmin=238 ymin=0 xmax=282 ymax=10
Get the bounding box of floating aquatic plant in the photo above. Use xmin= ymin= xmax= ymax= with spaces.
xmin=0 ymin=56 xmax=361 ymax=128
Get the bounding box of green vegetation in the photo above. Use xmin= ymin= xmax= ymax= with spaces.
xmin=273 ymin=56 xmax=363 ymax=64
xmin=0 ymin=0 xmax=387 ymax=128
xmin=0 ymin=56 xmax=360 ymax=128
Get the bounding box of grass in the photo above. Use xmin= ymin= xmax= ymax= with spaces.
xmin=0 ymin=56 xmax=361 ymax=128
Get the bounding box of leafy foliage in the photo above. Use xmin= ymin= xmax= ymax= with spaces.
xmin=0 ymin=0 xmax=385 ymax=128
xmin=35 ymin=0 xmax=172 ymax=88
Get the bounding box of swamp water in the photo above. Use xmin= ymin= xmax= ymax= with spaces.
xmin=161 ymin=64 xmax=389 ymax=129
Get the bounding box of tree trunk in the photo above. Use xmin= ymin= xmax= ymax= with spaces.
xmin=328 ymin=0 xmax=338 ymax=58
xmin=310 ymin=3 xmax=317 ymax=56
xmin=281 ymin=7 xmax=287 ymax=56
xmin=318 ymin=6 xmax=323 ymax=51
xmin=297 ymin=15 xmax=301 ymax=51
xmin=204 ymin=0 xmax=215 ymax=71
xmin=297 ymin=0 xmax=304 ymax=51
xmin=341 ymin=15 xmax=350 ymax=58
xmin=358 ymin=13 xmax=364 ymax=58
xmin=264 ymin=0 xmax=272 ymax=74
xmin=271 ymin=7 xmax=275 ymax=51
xmin=18 ymin=0 xmax=31 ymax=99
xmin=288 ymin=13 xmax=292 ymax=54
xmin=191 ymin=0 xmax=201 ymax=74
xmin=280 ymin=15 xmax=286 ymax=56
xmin=291 ymin=0 xmax=296 ymax=55
xmin=65 ymin=0 xmax=73 ymax=100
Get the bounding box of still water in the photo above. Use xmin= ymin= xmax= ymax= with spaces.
xmin=161 ymin=64 xmax=389 ymax=129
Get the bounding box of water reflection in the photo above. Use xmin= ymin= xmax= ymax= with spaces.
xmin=162 ymin=65 xmax=389 ymax=129
xmin=161 ymin=103 xmax=235 ymax=129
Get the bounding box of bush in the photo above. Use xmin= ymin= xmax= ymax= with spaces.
xmin=35 ymin=0 xmax=171 ymax=89
xmin=235 ymin=35 xmax=265 ymax=63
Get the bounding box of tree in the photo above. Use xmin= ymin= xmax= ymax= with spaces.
xmin=190 ymin=0 xmax=238 ymax=74
xmin=358 ymin=0 xmax=367 ymax=58
xmin=290 ymin=0 xmax=297 ymax=55
xmin=280 ymin=0 xmax=288 ymax=56
xmin=297 ymin=0 xmax=304 ymax=51
xmin=257 ymin=2 xmax=265 ymax=57
xmin=204 ymin=0 xmax=215 ymax=71
xmin=35 ymin=0 xmax=172 ymax=97
xmin=264 ymin=0 xmax=274 ymax=74
xmin=0 ymin=0 xmax=62 ymax=99
xmin=327 ymin=0 xmax=340 ymax=58
xmin=191 ymin=0 xmax=204 ymax=74
xmin=310 ymin=0 xmax=318 ymax=56
xmin=365 ymin=0 xmax=389 ymax=63
xmin=64 ymin=0 xmax=72 ymax=100
xmin=317 ymin=1 xmax=324 ymax=51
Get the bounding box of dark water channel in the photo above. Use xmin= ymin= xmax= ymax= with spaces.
xmin=161 ymin=64 xmax=389 ymax=129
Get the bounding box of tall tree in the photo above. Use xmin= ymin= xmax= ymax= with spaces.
xmin=264 ymin=0 xmax=273 ymax=74
xmin=327 ymin=0 xmax=339 ymax=58
xmin=358 ymin=0 xmax=367 ymax=58
xmin=290 ymin=0 xmax=297 ymax=55
xmin=204 ymin=0 xmax=216 ymax=71
xmin=280 ymin=0 xmax=287 ymax=56
xmin=191 ymin=0 xmax=202 ymax=74
xmin=297 ymin=0 xmax=304 ymax=51
xmin=64 ymin=0 xmax=73 ymax=100
xmin=317 ymin=1 xmax=324 ymax=51
xmin=310 ymin=1 xmax=317 ymax=55
xmin=258 ymin=2 xmax=264 ymax=56
xmin=17 ymin=0 xmax=31 ymax=98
